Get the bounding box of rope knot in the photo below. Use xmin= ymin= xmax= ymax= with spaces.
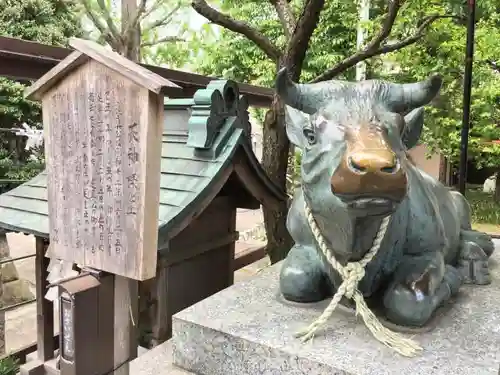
xmin=343 ymin=262 xmax=365 ymax=281
xmin=341 ymin=262 xmax=365 ymax=298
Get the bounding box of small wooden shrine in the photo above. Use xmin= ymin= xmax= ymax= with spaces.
xmin=0 ymin=49 xmax=285 ymax=359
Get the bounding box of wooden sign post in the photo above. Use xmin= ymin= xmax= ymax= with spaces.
xmin=22 ymin=38 xmax=181 ymax=375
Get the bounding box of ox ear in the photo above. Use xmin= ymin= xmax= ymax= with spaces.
xmin=402 ymin=107 xmax=425 ymax=149
xmin=285 ymin=105 xmax=309 ymax=148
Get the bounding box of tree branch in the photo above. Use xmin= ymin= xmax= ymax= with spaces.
xmin=363 ymin=0 xmax=403 ymax=52
xmin=138 ymin=0 xmax=165 ymax=22
xmin=191 ymin=0 xmax=282 ymax=60
xmin=142 ymin=3 xmax=182 ymax=33
xmin=80 ymin=0 xmax=106 ymax=34
xmin=79 ymin=0 xmax=119 ymax=47
xmin=285 ymin=0 xmax=326 ymax=78
xmin=121 ymin=0 xmax=151 ymax=48
xmin=96 ymin=0 xmax=122 ymax=42
xmin=129 ymin=0 xmax=148 ymax=29
xmin=311 ymin=14 xmax=452 ymax=83
xmin=269 ymin=0 xmax=296 ymax=39
xmin=141 ymin=36 xmax=184 ymax=47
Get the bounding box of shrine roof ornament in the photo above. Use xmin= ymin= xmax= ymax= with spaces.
xmin=186 ymin=79 xmax=252 ymax=159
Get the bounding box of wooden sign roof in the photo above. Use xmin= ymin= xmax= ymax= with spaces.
xmin=25 ymin=38 xmax=181 ymax=101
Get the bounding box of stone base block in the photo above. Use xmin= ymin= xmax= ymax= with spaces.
xmin=130 ymin=340 xmax=193 ymax=375
xmin=19 ymin=359 xmax=45 ymax=375
xmin=172 ymin=252 xmax=500 ymax=375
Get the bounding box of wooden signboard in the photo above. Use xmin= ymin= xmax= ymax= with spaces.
xmin=26 ymin=38 xmax=181 ymax=281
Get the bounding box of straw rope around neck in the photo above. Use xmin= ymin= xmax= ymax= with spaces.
xmin=296 ymin=199 xmax=422 ymax=357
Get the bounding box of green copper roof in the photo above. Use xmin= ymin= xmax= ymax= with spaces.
xmin=0 ymin=79 xmax=285 ymax=241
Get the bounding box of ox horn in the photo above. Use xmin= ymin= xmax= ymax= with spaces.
xmin=384 ymin=74 xmax=443 ymax=113
xmin=275 ymin=67 xmax=343 ymax=114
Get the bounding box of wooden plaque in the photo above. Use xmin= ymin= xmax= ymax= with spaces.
xmin=42 ymin=59 xmax=163 ymax=280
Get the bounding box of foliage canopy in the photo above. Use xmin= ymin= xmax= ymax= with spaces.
xmin=193 ymin=0 xmax=500 ymax=170
xmin=0 ymin=0 xmax=83 ymax=191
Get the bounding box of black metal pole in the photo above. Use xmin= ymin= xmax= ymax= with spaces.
xmin=458 ymin=0 xmax=476 ymax=195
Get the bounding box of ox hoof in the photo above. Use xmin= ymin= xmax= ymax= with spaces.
xmin=383 ymin=284 xmax=435 ymax=327
xmin=458 ymin=241 xmax=491 ymax=285
xmin=458 ymin=259 xmax=491 ymax=285
xmin=279 ymin=265 xmax=330 ymax=303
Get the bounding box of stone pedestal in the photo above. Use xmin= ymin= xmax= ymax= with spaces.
xmin=130 ymin=341 xmax=193 ymax=375
xmin=172 ymin=250 xmax=500 ymax=375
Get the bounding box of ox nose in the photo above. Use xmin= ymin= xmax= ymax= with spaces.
xmin=331 ymin=149 xmax=407 ymax=201
xmin=347 ymin=151 xmax=399 ymax=175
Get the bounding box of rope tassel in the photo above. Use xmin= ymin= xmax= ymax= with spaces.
xmin=297 ymin=201 xmax=423 ymax=357
xmin=352 ymin=291 xmax=422 ymax=357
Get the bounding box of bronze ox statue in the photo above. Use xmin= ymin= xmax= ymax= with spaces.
xmin=276 ymin=68 xmax=494 ymax=356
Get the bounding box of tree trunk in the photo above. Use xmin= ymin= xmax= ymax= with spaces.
xmin=261 ymin=61 xmax=304 ymax=264
xmin=121 ymin=0 xmax=142 ymax=61
xmin=262 ymin=95 xmax=294 ymax=264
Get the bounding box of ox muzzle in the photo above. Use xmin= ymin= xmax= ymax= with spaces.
xmin=330 ymin=126 xmax=407 ymax=215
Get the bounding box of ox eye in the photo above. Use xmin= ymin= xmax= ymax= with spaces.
xmin=303 ymin=127 xmax=317 ymax=145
